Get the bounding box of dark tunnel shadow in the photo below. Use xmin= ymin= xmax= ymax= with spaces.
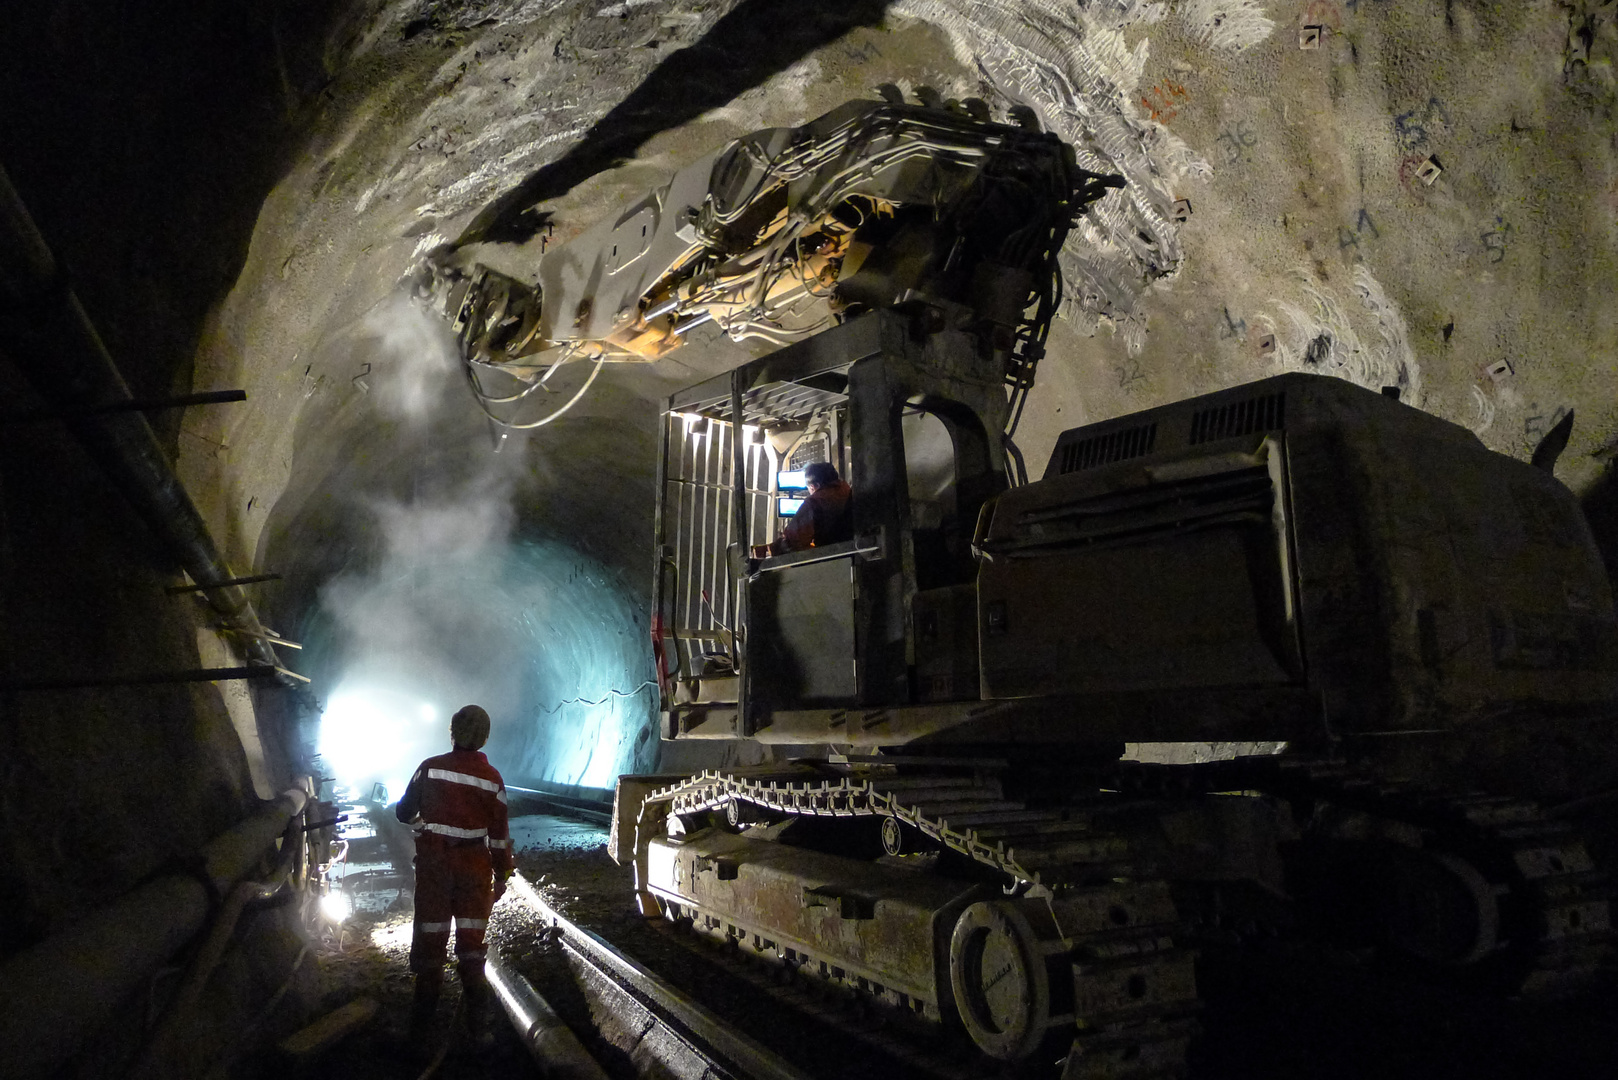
xmin=1582 ymin=459 xmax=1618 ymax=594
xmin=457 ymin=0 xmax=893 ymax=246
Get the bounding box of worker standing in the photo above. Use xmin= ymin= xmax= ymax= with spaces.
xmin=395 ymin=704 xmax=514 ymax=1049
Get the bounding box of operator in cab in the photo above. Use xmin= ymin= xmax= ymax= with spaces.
xmin=395 ymin=704 xmax=514 ymax=1050
xmin=754 ymin=461 xmax=853 ymax=557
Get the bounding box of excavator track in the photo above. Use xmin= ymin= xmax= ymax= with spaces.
xmin=643 ymin=762 xmax=1201 ymax=1078
xmin=637 ymin=754 xmax=1614 ymax=1076
xmin=1107 ymin=755 xmax=1617 ymax=998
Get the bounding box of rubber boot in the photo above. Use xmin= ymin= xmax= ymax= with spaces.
xmin=457 ymin=958 xmax=495 ymax=1052
xmin=407 ymin=968 xmax=443 ymax=1055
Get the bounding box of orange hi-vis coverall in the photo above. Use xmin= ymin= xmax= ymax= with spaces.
xmin=395 ymin=747 xmax=514 ymax=972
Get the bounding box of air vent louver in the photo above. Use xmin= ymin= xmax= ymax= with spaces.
xmin=1059 ymin=422 xmax=1158 ymax=475
xmin=1189 ymin=393 xmax=1285 ymax=445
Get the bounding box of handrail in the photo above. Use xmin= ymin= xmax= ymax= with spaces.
xmin=752 ymin=534 xmax=879 ymax=573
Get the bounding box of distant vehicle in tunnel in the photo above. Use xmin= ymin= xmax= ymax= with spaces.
xmin=429 ymin=96 xmax=1618 ymax=1078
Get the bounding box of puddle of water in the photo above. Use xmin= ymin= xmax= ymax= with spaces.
xmin=323 ymin=793 xmax=607 ymax=919
xmin=330 ymin=790 xmax=410 ymax=916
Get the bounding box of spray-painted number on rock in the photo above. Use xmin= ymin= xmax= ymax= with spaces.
xmin=1115 ymin=358 xmax=1146 ymax=391
xmin=1481 ymin=216 xmax=1512 ymax=264
xmin=1394 ymin=97 xmax=1450 ymax=152
xmin=1338 ymin=208 xmax=1380 ymax=252
xmin=1215 ymin=120 xmax=1259 ymax=164
xmin=842 ymin=40 xmax=882 ymax=63
xmin=1218 ymin=307 xmax=1248 ymax=343
xmin=1525 ymin=405 xmax=1571 ymax=441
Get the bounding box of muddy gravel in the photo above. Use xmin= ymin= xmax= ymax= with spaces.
xmin=264 ymin=808 xmax=1618 ymax=1080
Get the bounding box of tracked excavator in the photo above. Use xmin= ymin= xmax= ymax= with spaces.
xmin=424 ymin=99 xmax=1617 ymax=1077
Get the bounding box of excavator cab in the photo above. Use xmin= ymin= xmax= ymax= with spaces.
xmin=651 ymin=307 xmax=1009 ymax=741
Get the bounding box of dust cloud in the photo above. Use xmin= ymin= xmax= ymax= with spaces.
xmin=309 ymin=294 xmax=654 ymax=801
xmin=367 ymin=292 xmax=462 ymax=423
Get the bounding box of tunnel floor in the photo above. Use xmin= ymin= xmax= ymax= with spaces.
xmin=277 ymin=793 xmax=1618 ymax=1080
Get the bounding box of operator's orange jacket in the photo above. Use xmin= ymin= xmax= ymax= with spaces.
xmin=770 ymin=479 xmax=853 ymax=554
xmin=395 ymin=748 xmax=515 ymax=877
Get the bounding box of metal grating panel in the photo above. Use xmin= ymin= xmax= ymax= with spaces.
xmin=788 ymin=435 xmax=831 ymax=472
xmin=1058 ymin=422 xmax=1158 ymax=474
xmin=685 ymin=380 xmax=847 ymax=427
xmin=1188 ymin=393 xmax=1285 ymax=445
xmin=662 ymin=413 xmax=775 ymax=679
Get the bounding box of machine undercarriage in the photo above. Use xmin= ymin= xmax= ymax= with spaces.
xmin=610 ymin=753 xmax=1610 ymax=1076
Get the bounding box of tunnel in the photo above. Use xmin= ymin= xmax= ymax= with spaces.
xmin=3 ymin=2 xmax=1618 ymax=1078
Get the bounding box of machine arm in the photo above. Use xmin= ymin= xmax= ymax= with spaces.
xmin=420 ymin=98 xmax=1122 ymax=429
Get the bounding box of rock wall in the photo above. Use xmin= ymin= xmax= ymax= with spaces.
xmin=950 ymin=1 xmax=1618 ymax=499
xmin=0 ymin=1 xmax=347 ymax=1073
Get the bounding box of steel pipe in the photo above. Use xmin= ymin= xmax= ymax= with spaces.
xmin=505 ymin=872 xmax=812 ymax=1080
xmin=0 ymin=388 xmax=248 ymax=424
xmin=0 ymin=163 xmax=281 ymax=674
xmin=129 ymin=872 xmax=294 ymax=1080
xmin=644 ymin=295 xmax=681 ymax=320
xmin=0 ymin=788 xmax=308 ymax=1079
xmin=486 ymin=945 xmax=610 ymax=1080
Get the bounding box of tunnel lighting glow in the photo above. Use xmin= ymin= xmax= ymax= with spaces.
xmin=318 ymin=685 xmax=447 ymax=803
xmin=319 ymin=890 xmax=349 ymax=923
xmin=370 ymin=920 xmax=413 ymax=950
xmin=314 ymin=525 xmax=655 ymax=801
xmin=676 ymin=411 xmax=708 ymax=439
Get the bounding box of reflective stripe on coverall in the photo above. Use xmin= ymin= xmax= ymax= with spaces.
xmin=396 ymin=748 xmax=514 ymax=971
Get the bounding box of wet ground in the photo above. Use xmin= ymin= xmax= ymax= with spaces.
xmin=264 ymin=795 xmax=1618 ymax=1080
xmin=266 ymin=799 xmax=587 ymax=1080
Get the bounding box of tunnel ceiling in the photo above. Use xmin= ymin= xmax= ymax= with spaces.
xmin=177 ymin=0 xmax=1618 ymax=563
xmin=11 ymin=0 xmax=1615 ymax=786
